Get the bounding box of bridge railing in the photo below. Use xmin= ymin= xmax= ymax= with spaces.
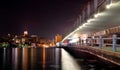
xmin=77 ymin=34 xmax=120 ymax=52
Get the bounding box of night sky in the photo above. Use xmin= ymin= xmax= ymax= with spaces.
xmin=0 ymin=0 xmax=88 ymax=39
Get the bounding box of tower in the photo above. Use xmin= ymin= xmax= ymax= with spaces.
xmin=23 ymin=24 xmax=28 ymax=36
xmin=24 ymin=30 xmax=28 ymax=36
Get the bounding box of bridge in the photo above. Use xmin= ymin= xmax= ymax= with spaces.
xmin=61 ymin=0 xmax=120 ymax=66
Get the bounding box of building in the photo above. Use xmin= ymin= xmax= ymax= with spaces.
xmin=55 ymin=34 xmax=62 ymax=42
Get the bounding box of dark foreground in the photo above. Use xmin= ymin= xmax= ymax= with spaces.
xmin=0 ymin=47 xmax=120 ymax=70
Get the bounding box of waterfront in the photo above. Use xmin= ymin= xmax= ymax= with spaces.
xmin=0 ymin=47 xmax=120 ymax=70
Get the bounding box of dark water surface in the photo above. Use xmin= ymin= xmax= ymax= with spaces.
xmin=0 ymin=47 xmax=120 ymax=70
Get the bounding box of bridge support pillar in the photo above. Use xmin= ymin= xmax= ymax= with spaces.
xmin=99 ymin=36 xmax=102 ymax=49
xmin=112 ymin=34 xmax=117 ymax=51
xmin=91 ymin=36 xmax=94 ymax=47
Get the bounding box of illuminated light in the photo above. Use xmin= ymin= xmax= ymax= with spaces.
xmin=12 ymin=38 xmax=15 ymax=41
xmin=87 ymin=19 xmax=92 ymax=23
xmin=106 ymin=1 xmax=120 ymax=9
xmin=87 ymin=18 xmax=97 ymax=23
xmin=8 ymin=34 xmax=10 ymax=36
xmin=16 ymin=40 xmax=20 ymax=43
xmin=73 ymin=34 xmax=79 ymax=38
xmin=94 ymin=13 xmax=101 ymax=18
xmin=43 ymin=44 xmax=49 ymax=47
xmin=79 ymin=26 xmax=82 ymax=29
xmin=81 ymin=23 xmax=90 ymax=28
xmin=15 ymin=35 xmax=17 ymax=38
xmin=49 ymin=43 xmax=53 ymax=47
xmin=94 ymin=14 xmax=98 ymax=18
xmin=24 ymin=30 xmax=28 ymax=36
xmin=82 ymin=23 xmax=87 ymax=27
xmin=106 ymin=3 xmax=117 ymax=9
xmin=87 ymin=20 xmax=90 ymax=23
xmin=94 ymin=12 xmax=110 ymax=18
xmin=76 ymin=28 xmax=79 ymax=31
xmin=80 ymin=34 xmax=88 ymax=44
xmin=56 ymin=42 xmax=60 ymax=46
xmin=24 ymin=31 xmax=28 ymax=34
xmin=81 ymin=34 xmax=87 ymax=40
xmin=106 ymin=4 xmax=112 ymax=9
xmin=69 ymin=38 xmax=79 ymax=43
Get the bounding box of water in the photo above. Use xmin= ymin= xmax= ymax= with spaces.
xmin=0 ymin=47 xmax=120 ymax=70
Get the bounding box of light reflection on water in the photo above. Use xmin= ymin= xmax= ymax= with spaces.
xmin=22 ymin=48 xmax=28 ymax=70
xmin=42 ymin=47 xmax=46 ymax=70
xmin=3 ymin=48 xmax=6 ymax=70
xmin=0 ymin=48 xmax=62 ymax=70
xmin=61 ymin=49 xmax=81 ymax=70
xmin=0 ymin=47 xmax=120 ymax=70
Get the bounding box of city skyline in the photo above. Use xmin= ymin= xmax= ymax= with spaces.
xmin=0 ymin=0 xmax=120 ymax=70
xmin=0 ymin=0 xmax=88 ymax=39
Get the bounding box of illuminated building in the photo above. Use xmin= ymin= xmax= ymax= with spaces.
xmin=24 ymin=30 xmax=28 ymax=36
xmin=55 ymin=34 xmax=62 ymax=42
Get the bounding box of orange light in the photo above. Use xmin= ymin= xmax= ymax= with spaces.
xmin=43 ymin=44 xmax=49 ymax=47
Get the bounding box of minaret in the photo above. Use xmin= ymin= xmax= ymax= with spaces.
xmin=23 ymin=24 xmax=28 ymax=36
